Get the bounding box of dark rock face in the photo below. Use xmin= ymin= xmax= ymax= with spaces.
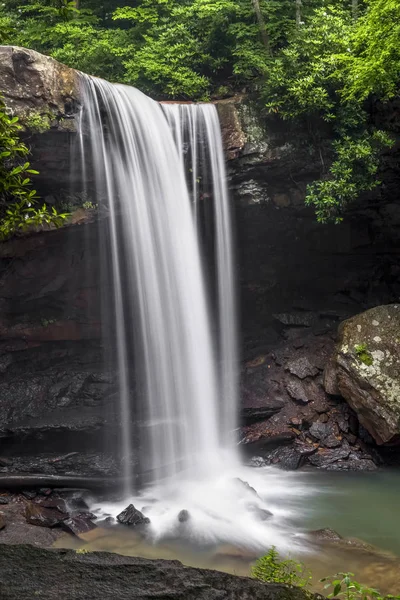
xmin=116 ymin=504 xmax=150 ymax=527
xmin=239 ymin=329 xmax=385 ymax=471
xmin=0 ymin=544 xmax=322 ymax=600
xmin=0 ymin=224 xmax=128 ymax=481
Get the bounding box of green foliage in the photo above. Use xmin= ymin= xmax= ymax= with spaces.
xmin=0 ymin=0 xmax=398 ymax=221
xmin=341 ymin=0 xmax=400 ymax=101
xmin=354 ymin=344 xmax=373 ymax=366
xmin=0 ymin=200 xmax=70 ymax=241
xmin=0 ymin=97 xmax=39 ymax=208
xmin=262 ymin=4 xmax=394 ymax=223
xmin=252 ymin=547 xmax=311 ymax=588
xmin=24 ymin=112 xmax=52 ymax=133
xmin=305 ymin=130 xmax=393 ymax=224
xmin=321 ymin=572 xmax=400 ymax=600
xmin=82 ymin=200 xmax=97 ymax=210
xmin=0 ymin=95 xmax=69 ymax=241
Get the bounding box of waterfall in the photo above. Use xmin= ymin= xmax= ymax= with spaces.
xmin=79 ymin=77 xmax=238 ymax=491
xmin=163 ymin=103 xmax=238 ymax=448
xmin=78 ymin=76 xmax=306 ymax=551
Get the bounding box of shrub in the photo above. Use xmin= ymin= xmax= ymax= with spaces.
xmin=252 ymin=547 xmax=311 ymax=588
xmin=0 ymin=95 xmax=69 ymax=241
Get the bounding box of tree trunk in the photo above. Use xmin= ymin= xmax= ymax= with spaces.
xmin=351 ymin=0 xmax=358 ymax=20
xmin=295 ymin=0 xmax=302 ymax=26
xmin=252 ymin=0 xmax=271 ymax=56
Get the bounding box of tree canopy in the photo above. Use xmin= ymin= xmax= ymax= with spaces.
xmin=0 ymin=0 xmax=398 ymax=222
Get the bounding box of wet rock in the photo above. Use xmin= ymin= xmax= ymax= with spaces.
xmin=309 ymin=528 xmax=380 ymax=553
xmin=25 ymin=502 xmax=67 ymax=528
xmin=308 ymin=444 xmax=351 ymax=468
xmin=309 ymin=528 xmax=343 ymax=543
xmin=241 ymin=431 xmax=296 ymax=455
xmin=295 ymin=441 xmax=318 ymax=457
xmin=63 ymin=492 xmax=90 ymax=512
xmin=0 ymin=495 xmax=12 ymax=505
xmin=248 ymin=456 xmax=267 ymax=467
xmin=62 ymin=514 xmax=97 ymax=536
xmin=38 ymin=488 xmax=52 ymax=496
xmin=323 ymin=435 xmax=342 ymax=449
xmin=309 ymin=421 xmax=329 ymax=440
xmin=273 ymin=312 xmax=314 ymax=327
xmin=178 ymin=510 xmax=190 ymax=523
xmin=116 ymin=504 xmax=150 ymax=527
xmin=323 ymin=356 xmax=340 ymax=395
xmin=264 ymin=446 xmax=303 ymax=470
xmin=21 ymin=490 xmax=37 ymax=500
xmin=248 ymin=505 xmax=273 ymax=521
xmin=34 ymin=496 xmax=67 ymax=513
xmin=286 ymin=380 xmax=309 ymax=403
xmin=327 ymin=459 xmax=377 ymax=471
xmin=240 ymin=406 xmax=282 ymax=425
xmin=0 ymin=457 xmax=13 ymax=467
xmin=286 ymin=357 xmax=319 ymax=379
xmin=308 ymin=421 xmax=341 ymax=448
xmin=232 ymin=478 xmax=259 ymax=497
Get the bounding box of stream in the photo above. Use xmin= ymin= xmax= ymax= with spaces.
xmin=54 ymin=468 xmax=400 ymax=595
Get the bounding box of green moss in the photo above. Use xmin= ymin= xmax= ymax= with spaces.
xmin=354 ymin=343 xmax=373 ymax=366
xmin=24 ymin=112 xmax=52 ymax=133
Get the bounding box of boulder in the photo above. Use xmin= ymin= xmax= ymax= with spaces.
xmin=25 ymin=502 xmax=67 ymax=528
xmin=116 ymin=504 xmax=150 ymax=527
xmin=177 ymin=510 xmax=190 ymax=523
xmin=62 ymin=514 xmax=97 ymax=536
xmin=0 ymin=46 xmax=79 ymax=128
xmin=325 ymin=305 xmax=400 ymax=445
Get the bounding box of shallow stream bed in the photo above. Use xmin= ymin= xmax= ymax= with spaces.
xmin=55 ymin=469 xmax=400 ymax=594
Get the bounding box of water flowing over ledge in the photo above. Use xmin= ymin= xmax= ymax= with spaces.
xmin=76 ymin=75 xmax=313 ymax=552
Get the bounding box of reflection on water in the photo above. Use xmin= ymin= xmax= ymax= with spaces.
xmin=55 ymin=469 xmax=400 ymax=594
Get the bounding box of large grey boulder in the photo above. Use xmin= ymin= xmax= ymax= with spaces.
xmin=0 ymin=45 xmax=79 ymax=129
xmin=325 ymin=305 xmax=400 ymax=444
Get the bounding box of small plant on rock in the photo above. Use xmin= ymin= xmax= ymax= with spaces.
xmin=252 ymin=546 xmax=311 ymax=588
xmin=354 ymin=343 xmax=373 ymax=366
xmin=321 ymin=572 xmax=400 ymax=600
xmin=0 ymin=95 xmax=69 ymax=241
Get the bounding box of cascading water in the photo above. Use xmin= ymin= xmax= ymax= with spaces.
xmin=78 ymin=75 xmax=309 ymax=552
xmin=163 ymin=104 xmax=238 ymax=446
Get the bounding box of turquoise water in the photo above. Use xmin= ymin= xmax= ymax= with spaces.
xmin=294 ymin=470 xmax=400 ymax=555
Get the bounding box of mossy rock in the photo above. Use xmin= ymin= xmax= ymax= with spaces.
xmin=324 ymin=304 xmax=400 ymax=445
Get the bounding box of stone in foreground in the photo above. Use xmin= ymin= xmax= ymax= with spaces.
xmin=325 ymin=305 xmax=400 ymax=445
xmin=0 ymin=544 xmax=323 ymax=600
